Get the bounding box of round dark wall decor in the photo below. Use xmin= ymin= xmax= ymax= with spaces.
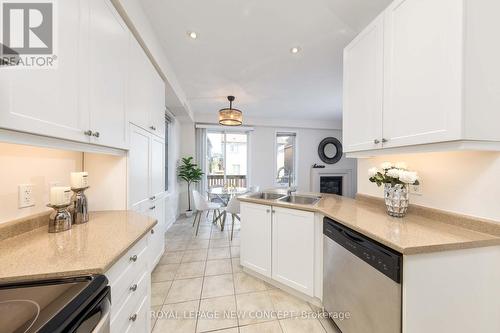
xmin=318 ymin=137 xmax=343 ymax=164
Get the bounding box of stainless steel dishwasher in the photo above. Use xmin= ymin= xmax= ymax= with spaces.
xmin=323 ymin=217 xmax=402 ymax=333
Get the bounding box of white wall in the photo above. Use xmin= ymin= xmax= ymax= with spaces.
xmin=249 ymin=127 xmax=356 ymax=192
xmin=0 ymin=143 xmax=83 ymax=224
xmin=178 ymin=120 xmax=196 ymax=213
xmin=357 ymin=151 xmax=500 ymax=222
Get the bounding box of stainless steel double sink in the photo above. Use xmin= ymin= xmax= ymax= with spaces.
xmin=248 ymin=192 xmax=321 ymax=206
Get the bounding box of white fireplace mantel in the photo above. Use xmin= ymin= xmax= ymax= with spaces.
xmin=310 ymin=167 xmax=355 ymax=198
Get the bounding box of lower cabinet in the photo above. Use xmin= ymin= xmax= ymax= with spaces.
xmin=240 ymin=203 xmax=315 ymax=297
xmin=272 ymin=207 xmax=315 ymax=297
xmin=240 ymin=203 xmax=272 ymax=278
xmin=106 ymin=228 xmax=161 ymax=333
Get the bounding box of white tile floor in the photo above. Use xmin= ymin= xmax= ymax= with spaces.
xmin=151 ymin=213 xmax=340 ymax=333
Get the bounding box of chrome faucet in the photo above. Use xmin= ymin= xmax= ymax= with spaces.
xmin=285 ymin=169 xmax=297 ymax=196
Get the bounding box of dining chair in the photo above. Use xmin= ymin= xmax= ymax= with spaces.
xmin=192 ymin=190 xmax=222 ymax=235
xmin=220 ymin=196 xmax=241 ymax=240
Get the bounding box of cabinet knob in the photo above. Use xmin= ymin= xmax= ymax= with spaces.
xmin=266 ymin=209 xmax=270 ymax=213
xmin=150 ymin=196 xmax=156 ymax=200
xmin=373 ymin=139 xmax=380 ymax=144
xmin=381 ymin=138 xmax=388 ymax=143
xmin=84 ymin=130 xmax=93 ymax=136
xmin=129 ymin=255 xmax=138 ymax=262
xmin=150 ymin=126 xmax=156 ymax=131
xmin=151 ymin=229 xmax=155 ymax=234
xmin=92 ymin=131 xmax=100 ymax=138
xmin=272 ymin=210 xmax=276 ymax=213
xmin=130 ymin=284 xmax=138 ymax=292
xmin=129 ymin=314 xmax=137 ymax=322
xmin=149 ymin=206 xmax=156 ymax=210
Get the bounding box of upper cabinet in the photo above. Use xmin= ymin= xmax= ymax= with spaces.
xmin=86 ymin=0 xmax=129 ymax=149
xmin=128 ymin=38 xmax=166 ymax=138
xmin=343 ymin=15 xmax=384 ymax=152
xmin=343 ymin=0 xmax=500 ymax=155
xmin=0 ymin=0 xmax=87 ymax=142
xmin=0 ymin=0 xmax=166 ymax=149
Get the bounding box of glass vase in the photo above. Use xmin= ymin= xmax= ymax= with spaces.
xmin=384 ymin=183 xmax=409 ymax=218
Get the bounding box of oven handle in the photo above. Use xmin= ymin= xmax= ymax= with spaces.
xmin=91 ymin=297 xmax=110 ymax=333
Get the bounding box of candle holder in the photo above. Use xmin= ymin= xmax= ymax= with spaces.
xmin=47 ymin=203 xmax=72 ymax=233
xmin=71 ymin=186 xmax=89 ymax=225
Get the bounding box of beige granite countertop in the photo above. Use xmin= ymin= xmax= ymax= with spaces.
xmin=0 ymin=211 xmax=157 ymax=283
xmin=238 ymin=191 xmax=500 ymax=255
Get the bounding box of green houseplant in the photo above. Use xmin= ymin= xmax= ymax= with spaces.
xmin=178 ymin=157 xmax=204 ymax=216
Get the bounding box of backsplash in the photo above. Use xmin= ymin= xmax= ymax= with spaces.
xmin=357 ymin=151 xmax=500 ymax=222
xmin=0 ymin=142 xmax=83 ymax=224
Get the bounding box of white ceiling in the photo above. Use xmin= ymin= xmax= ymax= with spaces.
xmin=140 ymin=0 xmax=391 ymax=122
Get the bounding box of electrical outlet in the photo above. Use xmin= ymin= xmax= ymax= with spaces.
xmin=18 ymin=184 xmax=35 ymax=208
xmin=410 ymin=184 xmax=422 ymax=196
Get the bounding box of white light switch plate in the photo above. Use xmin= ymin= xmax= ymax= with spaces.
xmin=18 ymin=184 xmax=35 ymax=208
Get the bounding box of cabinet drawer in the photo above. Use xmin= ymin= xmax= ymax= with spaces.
xmin=106 ymin=235 xmax=148 ymax=310
xmin=111 ymin=271 xmax=150 ymax=333
xmin=123 ymin=294 xmax=150 ymax=333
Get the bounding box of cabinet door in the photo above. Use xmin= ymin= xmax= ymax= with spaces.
xmin=343 ymin=14 xmax=384 ymax=152
xmin=150 ymin=135 xmax=165 ymax=198
xmin=148 ymin=198 xmax=165 ymax=270
xmin=240 ymin=203 xmax=272 ymax=278
xmin=150 ymin=69 xmax=166 ymax=138
xmin=0 ymin=0 xmax=88 ymax=142
xmin=87 ymin=0 xmax=128 ymax=149
xmin=383 ymin=0 xmax=463 ymax=147
xmin=127 ymin=37 xmax=152 ymax=131
xmin=272 ymin=207 xmax=315 ymax=296
xmin=129 ymin=125 xmax=150 ymax=210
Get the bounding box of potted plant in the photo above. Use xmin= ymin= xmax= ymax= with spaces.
xmin=368 ymin=162 xmax=420 ymax=218
xmin=178 ymin=156 xmax=204 ymax=217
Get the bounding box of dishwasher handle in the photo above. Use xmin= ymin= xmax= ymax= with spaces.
xmin=324 ymin=217 xmax=402 ymax=283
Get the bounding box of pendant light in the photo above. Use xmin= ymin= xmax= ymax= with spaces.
xmin=218 ymin=96 xmax=243 ymax=126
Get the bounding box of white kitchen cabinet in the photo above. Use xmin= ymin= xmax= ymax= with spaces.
xmin=343 ymin=0 xmax=500 ymax=155
xmin=382 ymin=0 xmax=463 ymax=148
xmin=150 ymin=135 xmax=165 ymax=198
xmin=0 ymin=0 xmax=87 ymax=143
xmin=272 ymin=207 xmax=315 ymax=297
xmin=87 ymin=0 xmax=128 ymax=149
xmin=129 ymin=125 xmax=150 ymax=212
xmin=240 ymin=203 xmax=272 ymax=278
xmin=127 ymin=37 xmax=165 ymax=138
xmin=343 ymin=14 xmax=384 ymax=152
xmin=147 ymin=197 xmax=166 ymax=270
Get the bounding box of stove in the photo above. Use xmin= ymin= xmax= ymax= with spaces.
xmin=0 ymin=275 xmax=110 ymax=333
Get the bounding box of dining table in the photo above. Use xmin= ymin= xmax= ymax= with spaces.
xmin=209 ymin=187 xmax=248 ymax=205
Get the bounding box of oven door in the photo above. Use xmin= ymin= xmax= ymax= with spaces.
xmin=73 ymin=287 xmax=110 ymax=333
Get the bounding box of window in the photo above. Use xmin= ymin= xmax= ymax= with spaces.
xmin=207 ymin=131 xmax=248 ymax=189
xmin=275 ymin=132 xmax=297 ymax=186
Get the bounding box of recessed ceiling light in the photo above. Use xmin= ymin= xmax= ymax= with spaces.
xmin=187 ymin=31 xmax=198 ymax=39
xmin=290 ymin=47 xmax=301 ymax=54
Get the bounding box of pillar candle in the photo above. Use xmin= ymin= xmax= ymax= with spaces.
xmin=70 ymin=172 xmax=89 ymax=189
xmin=50 ymin=186 xmax=72 ymax=206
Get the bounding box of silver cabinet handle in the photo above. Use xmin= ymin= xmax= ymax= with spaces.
xmin=130 ymin=284 xmax=138 ymax=292
xmin=84 ymin=130 xmax=93 ymax=136
xmin=272 ymin=210 xmax=276 ymax=213
xmin=129 ymin=255 xmax=138 ymax=262
xmin=382 ymin=138 xmax=388 ymax=143
xmin=150 ymin=126 xmax=156 ymax=131
xmin=92 ymin=131 xmax=100 ymax=138
xmin=374 ymin=139 xmax=380 ymax=144
xmin=266 ymin=209 xmax=270 ymax=213
xmin=151 ymin=229 xmax=155 ymax=234
xmin=129 ymin=314 xmax=137 ymax=321
xmin=149 ymin=206 xmax=156 ymax=210
xmin=150 ymin=196 xmax=156 ymax=200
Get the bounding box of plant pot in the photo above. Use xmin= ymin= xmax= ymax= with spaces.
xmin=384 ymin=183 xmax=409 ymax=218
xmin=185 ymin=210 xmax=193 ymax=217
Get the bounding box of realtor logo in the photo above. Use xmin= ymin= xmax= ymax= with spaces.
xmin=1 ymin=0 xmax=57 ymax=68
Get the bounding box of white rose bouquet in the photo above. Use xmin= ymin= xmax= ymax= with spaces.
xmin=368 ymin=162 xmax=420 ymax=187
